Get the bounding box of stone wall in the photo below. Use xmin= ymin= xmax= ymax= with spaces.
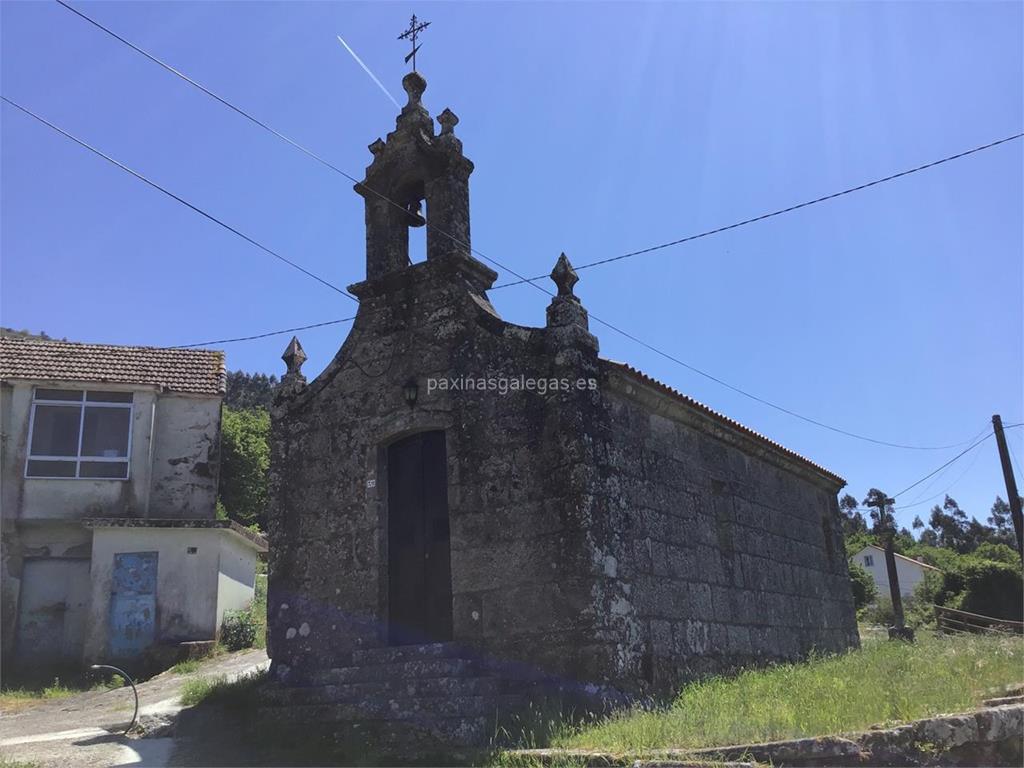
xmin=593 ymin=366 xmax=859 ymax=694
xmin=267 ymin=254 xmax=616 ymax=687
xmin=266 ymin=252 xmax=858 ymax=696
xmin=266 ymin=68 xmax=857 ymax=697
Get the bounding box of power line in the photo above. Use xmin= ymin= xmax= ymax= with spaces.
xmin=36 ymin=5 xmax=1010 ymax=451
xmin=4 ymin=94 xmax=983 ymax=456
xmin=892 ymin=432 xmax=995 ymax=498
xmin=896 ymin=423 xmax=991 ymax=506
xmin=492 ymin=132 xmax=1024 ymax=289
xmin=55 ymin=0 xmax=1024 ymax=298
xmin=1 ymin=96 xmax=357 ymax=302
xmin=895 ymin=439 xmax=988 ymax=512
xmin=172 ymin=317 xmax=357 ymax=349
xmin=54 ymin=0 xmax=490 ymax=280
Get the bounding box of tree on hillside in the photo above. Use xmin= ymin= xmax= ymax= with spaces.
xmin=862 ymin=488 xmax=896 ymax=535
xmin=917 ymin=495 xmax=1009 ymax=554
xmin=912 ymin=515 xmax=939 ymax=547
xmin=224 ymin=370 xmax=279 ymax=410
xmin=926 ymin=496 xmax=971 ymax=552
xmin=987 ymin=496 xmax=1019 ymax=549
xmin=0 ymin=327 xmax=62 ymax=341
xmin=219 ymin=407 xmax=270 ymax=530
xmin=838 ymin=493 xmax=867 ymax=537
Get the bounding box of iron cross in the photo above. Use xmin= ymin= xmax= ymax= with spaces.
xmin=397 ymin=14 xmax=430 ymax=72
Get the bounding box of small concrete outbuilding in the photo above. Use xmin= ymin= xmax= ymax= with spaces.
xmin=0 ymin=336 xmax=267 ymax=673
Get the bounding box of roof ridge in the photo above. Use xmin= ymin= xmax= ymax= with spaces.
xmin=0 ymin=335 xmax=223 ymax=356
xmin=601 ymin=358 xmax=845 ymax=486
xmin=0 ymin=336 xmax=225 ymax=395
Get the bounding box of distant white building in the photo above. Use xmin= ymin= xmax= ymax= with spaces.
xmin=852 ymin=544 xmax=942 ymax=598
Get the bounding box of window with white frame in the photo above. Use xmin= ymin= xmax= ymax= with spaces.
xmin=26 ymin=389 xmax=133 ymax=479
xmin=863 ymin=554 xmax=874 ymax=567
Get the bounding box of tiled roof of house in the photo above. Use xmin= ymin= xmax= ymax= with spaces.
xmin=603 ymin=359 xmax=845 ymax=487
xmin=0 ymin=336 xmax=225 ymax=396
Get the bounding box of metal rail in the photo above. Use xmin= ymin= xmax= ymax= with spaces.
xmin=89 ymin=663 xmax=139 ymax=735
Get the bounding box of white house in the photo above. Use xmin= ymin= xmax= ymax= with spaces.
xmin=0 ymin=336 xmax=267 ymax=672
xmin=852 ymin=544 xmax=942 ymax=598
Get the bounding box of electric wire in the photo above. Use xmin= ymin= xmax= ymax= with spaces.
xmin=24 ymin=5 xmax=1020 ymax=451
xmin=1 ymin=96 xmax=357 ymax=302
xmin=894 ymin=441 xmax=986 ymax=512
xmin=5 ymin=92 xmax=991 ymax=453
xmin=172 ymin=317 xmax=357 ymax=349
xmin=55 ymin=0 xmax=1023 ymax=295
xmin=493 ymin=132 xmax=1024 ymax=288
xmin=892 ymin=432 xmax=995 ymax=499
xmin=897 ymin=423 xmax=992 ymax=507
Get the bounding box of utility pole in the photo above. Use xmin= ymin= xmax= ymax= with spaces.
xmin=992 ymin=414 xmax=1024 ymax=565
xmin=866 ymin=493 xmax=913 ymax=641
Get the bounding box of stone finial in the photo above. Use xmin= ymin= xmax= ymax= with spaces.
xmin=402 ymin=71 xmax=427 ymax=107
xmin=438 ymin=108 xmax=459 ymax=136
xmin=281 ymin=336 xmax=307 ymax=376
xmin=550 ymin=253 xmax=579 ymax=298
xmin=368 ymin=138 xmax=385 ymax=157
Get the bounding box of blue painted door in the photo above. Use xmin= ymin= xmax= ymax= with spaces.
xmin=109 ymin=552 xmax=158 ymax=657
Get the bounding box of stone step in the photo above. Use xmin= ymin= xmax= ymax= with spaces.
xmin=310 ymin=656 xmax=482 ymax=685
xmin=259 ymin=693 xmax=495 ymax=723
xmin=321 ymin=715 xmax=491 ymax=751
xmin=262 ymin=674 xmax=501 ymax=705
xmin=351 ymin=641 xmax=467 ymax=666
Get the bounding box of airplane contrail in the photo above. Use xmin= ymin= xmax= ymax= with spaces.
xmin=336 ymin=34 xmax=401 ymax=109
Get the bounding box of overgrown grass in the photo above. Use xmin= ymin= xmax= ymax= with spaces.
xmin=0 ymin=675 xmax=122 ymax=712
xmin=546 ymin=633 xmax=1023 ymax=753
xmin=180 ymin=669 xmax=267 ymax=708
xmin=253 ymin=573 xmax=268 ymax=650
xmin=172 ymin=659 xmax=202 ymax=675
xmin=0 ymin=757 xmax=42 ymax=768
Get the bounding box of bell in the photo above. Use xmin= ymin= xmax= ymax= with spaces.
xmin=405 ymin=199 xmax=426 ymax=228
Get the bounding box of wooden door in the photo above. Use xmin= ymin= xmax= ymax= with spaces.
xmin=387 ymin=431 xmax=453 ymax=645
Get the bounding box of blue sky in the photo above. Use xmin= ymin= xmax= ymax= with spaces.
xmin=2 ymin=1 xmax=1021 ymax=529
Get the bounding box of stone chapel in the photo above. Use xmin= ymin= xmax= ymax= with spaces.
xmin=264 ymin=70 xmax=859 ymax=748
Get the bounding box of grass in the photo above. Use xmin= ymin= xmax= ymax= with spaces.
xmin=172 ymin=659 xmax=202 ymax=675
xmin=253 ymin=574 xmax=268 ymax=650
xmin=0 ymin=758 xmax=41 ymax=768
xmin=0 ymin=675 xmax=122 ymax=712
xmin=538 ymin=632 xmax=1023 ymax=754
xmin=180 ymin=669 xmax=267 ymax=708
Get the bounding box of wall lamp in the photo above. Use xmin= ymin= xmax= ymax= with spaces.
xmin=403 ymin=378 xmax=419 ymax=408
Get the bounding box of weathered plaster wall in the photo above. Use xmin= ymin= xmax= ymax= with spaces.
xmin=1 ymin=381 xmax=222 ymax=665
xmin=2 ymin=382 xmax=157 ymax=521
xmin=0 ymin=382 xmax=220 ymax=523
xmin=83 ymin=527 xmax=220 ymax=661
xmin=216 ymin=531 xmax=259 ymax=629
xmin=3 ymin=522 xmax=93 ymax=662
xmin=148 ymin=395 xmax=221 ymax=520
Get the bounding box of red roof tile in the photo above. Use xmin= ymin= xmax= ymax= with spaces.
xmin=603 ymin=359 xmax=845 ymax=487
xmin=0 ymin=336 xmax=224 ymax=396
